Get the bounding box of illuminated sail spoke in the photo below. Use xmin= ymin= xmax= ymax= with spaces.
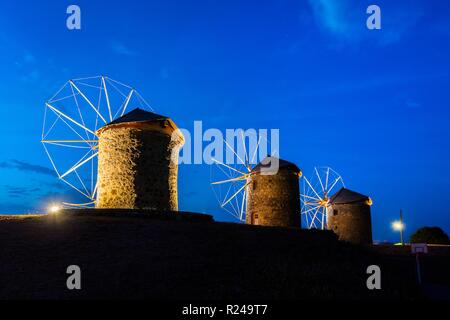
xmin=300 ymin=167 xmax=345 ymax=230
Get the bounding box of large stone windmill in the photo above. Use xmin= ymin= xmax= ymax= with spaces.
xmin=41 ymin=76 xmax=184 ymax=210
xmin=96 ymin=108 xmax=184 ymax=210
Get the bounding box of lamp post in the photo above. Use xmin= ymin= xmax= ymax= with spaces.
xmin=392 ymin=209 xmax=405 ymax=245
xmin=48 ymin=203 xmax=61 ymax=214
xmin=399 ymin=209 xmax=404 ymax=245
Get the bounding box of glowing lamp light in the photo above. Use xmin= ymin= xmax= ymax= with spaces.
xmin=392 ymin=210 xmax=405 ymax=245
xmin=48 ymin=204 xmax=61 ymax=214
xmin=391 ymin=220 xmax=405 ymax=231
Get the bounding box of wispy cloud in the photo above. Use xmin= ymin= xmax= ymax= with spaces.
xmin=14 ymin=50 xmax=36 ymax=67
xmin=0 ymin=160 xmax=54 ymax=176
xmin=110 ymin=41 xmax=138 ymax=56
xmin=20 ymin=69 xmax=40 ymax=82
xmin=296 ymin=71 xmax=447 ymax=98
xmin=308 ymin=0 xmax=354 ymax=36
xmin=160 ymin=67 xmax=170 ymax=79
xmin=406 ymin=99 xmax=421 ymax=108
xmin=307 ymin=0 xmax=424 ymax=46
xmin=0 ymin=179 xmax=84 ymax=213
xmin=3 ymin=185 xmax=41 ymax=198
xmin=0 ymin=202 xmax=35 ymax=214
xmin=14 ymin=50 xmax=42 ymax=83
xmin=23 ymin=51 xmax=36 ymax=63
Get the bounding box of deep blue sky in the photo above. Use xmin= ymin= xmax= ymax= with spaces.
xmin=0 ymin=0 xmax=449 ymax=242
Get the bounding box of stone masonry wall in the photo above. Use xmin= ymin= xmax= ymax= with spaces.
xmin=326 ymin=203 xmax=372 ymax=245
xmin=96 ymin=125 xmax=183 ymax=210
xmin=246 ymin=170 xmax=300 ymax=228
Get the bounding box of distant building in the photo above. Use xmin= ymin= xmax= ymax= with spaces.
xmin=96 ymin=108 xmax=184 ymax=211
xmin=326 ymin=188 xmax=373 ymax=245
xmin=246 ymin=156 xmax=301 ymax=228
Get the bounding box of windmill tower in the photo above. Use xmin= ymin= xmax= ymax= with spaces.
xmin=211 ymin=146 xmax=302 ymax=227
xmin=326 ymin=188 xmax=373 ymax=245
xmin=246 ymin=157 xmax=301 ymax=227
xmin=96 ymin=108 xmax=184 ymax=210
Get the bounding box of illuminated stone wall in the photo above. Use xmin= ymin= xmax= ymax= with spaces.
xmin=96 ymin=123 xmax=183 ymax=211
xmin=326 ymin=203 xmax=372 ymax=245
xmin=246 ymin=169 xmax=301 ymax=228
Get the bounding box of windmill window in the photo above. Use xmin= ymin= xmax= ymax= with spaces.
xmin=253 ymin=180 xmax=257 ymax=190
xmin=333 ymin=209 xmax=339 ymax=216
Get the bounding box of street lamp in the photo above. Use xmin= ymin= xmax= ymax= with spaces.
xmin=392 ymin=209 xmax=405 ymax=245
xmin=48 ymin=203 xmax=61 ymax=214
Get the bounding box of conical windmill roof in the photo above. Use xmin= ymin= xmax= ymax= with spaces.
xmin=329 ymin=188 xmax=369 ymax=205
xmin=96 ymin=108 xmax=182 ymax=140
xmin=107 ymin=108 xmax=169 ymax=125
xmin=252 ymin=156 xmax=300 ymax=174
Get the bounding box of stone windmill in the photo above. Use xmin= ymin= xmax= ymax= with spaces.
xmin=41 ymin=76 xmax=184 ymax=210
xmin=210 ymin=138 xmax=302 ymax=228
xmin=326 ymin=188 xmax=373 ymax=245
xmin=96 ymin=108 xmax=184 ymax=210
xmin=245 ymin=157 xmax=301 ymax=227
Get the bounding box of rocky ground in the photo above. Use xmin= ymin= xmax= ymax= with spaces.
xmin=0 ymin=213 xmax=448 ymax=300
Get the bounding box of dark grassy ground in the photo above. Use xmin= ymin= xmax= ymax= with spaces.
xmin=0 ymin=213 xmax=446 ymax=300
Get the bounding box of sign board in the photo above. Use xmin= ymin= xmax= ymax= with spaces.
xmin=411 ymin=243 xmax=428 ymax=254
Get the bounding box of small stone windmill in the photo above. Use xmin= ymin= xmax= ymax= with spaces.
xmin=245 ymin=157 xmax=301 ymax=227
xmin=326 ymin=188 xmax=373 ymax=244
xmin=211 ymin=146 xmax=302 ymax=228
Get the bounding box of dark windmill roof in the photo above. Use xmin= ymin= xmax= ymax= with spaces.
xmin=329 ymin=188 xmax=369 ymax=205
xmin=252 ymin=156 xmax=300 ymax=174
xmin=107 ymin=108 xmax=169 ymax=126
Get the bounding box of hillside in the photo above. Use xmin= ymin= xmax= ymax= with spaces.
xmin=0 ymin=212 xmax=433 ymax=300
